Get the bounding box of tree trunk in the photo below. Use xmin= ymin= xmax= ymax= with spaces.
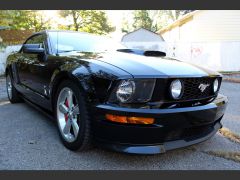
xmin=72 ymin=11 xmax=79 ymax=31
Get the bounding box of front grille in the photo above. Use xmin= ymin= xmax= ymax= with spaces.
xmin=151 ymin=77 xmax=221 ymax=106
xmin=181 ymin=77 xmax=216 ymax=100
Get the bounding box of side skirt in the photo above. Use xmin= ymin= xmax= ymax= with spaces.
xmin=22 ymin=96 xmax=55 ymax=122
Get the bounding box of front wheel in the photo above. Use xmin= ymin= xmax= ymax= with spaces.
xmin=54 ymin=80 xmax=92 ymax=151
xmin=6 ymin=73 xmax=21 ymax=103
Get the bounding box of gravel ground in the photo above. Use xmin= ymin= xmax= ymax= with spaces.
xmin=219 ymin=82 xmax=240 ymax=136
xmin=0 ymin=78 xmax=239 ymax=170
xmin=0 ymin=77 xmax=7 ymax=101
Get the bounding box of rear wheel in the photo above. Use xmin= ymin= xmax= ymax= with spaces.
xmin=54 ymin=80 xmax=92 ymax=151
xmin=6 ymin=73 xmax=21 ymax=103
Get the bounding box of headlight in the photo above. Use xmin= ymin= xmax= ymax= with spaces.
xmin=109 ymin=79 xmax=156 ymax=103
xmin=116 ymin=80 xmax=135 ymax=103
xmin=213 ymin=79 xmax=219 ymax=93
xmin=170 ymin=79 xmax=183 ymax=99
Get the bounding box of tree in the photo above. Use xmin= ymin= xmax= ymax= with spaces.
xmin=124 ymin=10 xmax=164 ymax=33
xmin=132 ymin=10 xmax=155 ymax=32
xmin=0 ymin=10 xmax=12 ymax=26
xmin=121 ymin=10 xmax=193 ymax=33
xmin=59 ymin=10 xmax=115 ymax=35
xmin=164 ymin=10 xmax=193 ymax=22
xmin=121 ymin=16 xmax=133 ymax=33
xmin=0 ymin=10 xmax=52 ymax=32
xmin=152 ymin=10 xmax=194 ymax=32
xmin=24 ymin=11 xmax=52 ymax=32
xmin=10 ymin=11 xmax=52 ymax=32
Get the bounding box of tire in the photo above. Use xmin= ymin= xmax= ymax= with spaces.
xmin=6 ymin=73 xmax=22 ymax=103
xmin=54 ymin=80 xmax=92 ymax=151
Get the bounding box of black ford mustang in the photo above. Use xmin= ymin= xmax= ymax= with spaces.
xmin=5 ymin=30 xmax=228 ymax=154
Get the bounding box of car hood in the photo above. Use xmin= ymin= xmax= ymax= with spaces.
xmin=66 ymin=51 xmax=220 ymax=78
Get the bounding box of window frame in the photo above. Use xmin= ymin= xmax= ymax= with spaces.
xmin=19 ymin=32 xmax=52 ymax=55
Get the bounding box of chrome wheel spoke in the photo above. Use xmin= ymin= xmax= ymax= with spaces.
xmin=59 ymin=103 xmax=69 ymax=114
xmin=72 ymin=119 xmax=79 ymax=137
xmin=63 ymin=120 xmax=71 ymax=134
xmin=67 ymin=90 xmax=74 ymax=109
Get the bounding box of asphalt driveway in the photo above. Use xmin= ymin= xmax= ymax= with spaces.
xmin=0 ymin=78 xmax=239 ymax=170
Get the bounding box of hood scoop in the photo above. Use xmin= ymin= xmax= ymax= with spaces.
xmin=117 ymin=49 xmax=166 ymax=57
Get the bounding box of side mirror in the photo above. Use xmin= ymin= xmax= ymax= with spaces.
xmin=22 ymin=44 xmax=45 ymax=54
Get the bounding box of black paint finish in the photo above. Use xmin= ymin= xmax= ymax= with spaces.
xmin=5 ymin=30 xmax=228 ymax=154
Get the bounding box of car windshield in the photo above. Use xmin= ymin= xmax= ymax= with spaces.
xmin=49 ymin=31 xmax=126 ymax=53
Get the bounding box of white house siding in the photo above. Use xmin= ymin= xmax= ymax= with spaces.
xmin=162 ymin=10 xmax=240 ymax=42
xmin=192 ymin=10 xmax=240 ymax=42
xmin=179 ymin=20 xmax=194 ymax=42
xmin=165 ymin=41 xmax=240 ymax=71
xmin=0 ymin=45 xmax=21 ymax=75
xmin=161 ymin=10 xmax=240 ymax=71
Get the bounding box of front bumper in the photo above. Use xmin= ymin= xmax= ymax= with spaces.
xmin=93 ymin=94 xmax=228 ymax=154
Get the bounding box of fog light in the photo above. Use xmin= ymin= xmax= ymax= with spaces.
xmin=105 ymin=114 xmax=154 ymax=124
xmin=170 ymin=79 xmax=183 ymax=99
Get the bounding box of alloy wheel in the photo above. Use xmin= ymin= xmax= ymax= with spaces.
xmin=56 ymin=87 xmax=80 ymax=143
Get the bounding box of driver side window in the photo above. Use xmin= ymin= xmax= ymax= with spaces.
xmin=24 ymin=34 xmax=48 ymax=53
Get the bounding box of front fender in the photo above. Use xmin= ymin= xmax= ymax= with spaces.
xmin=49 ymin=58 xmax=133 ymax=109
xmin=49 ymin=65 xmax=96 ymax=106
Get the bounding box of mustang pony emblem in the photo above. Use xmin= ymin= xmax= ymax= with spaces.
xmin=198 ymin=84 xmax=210 ymax=92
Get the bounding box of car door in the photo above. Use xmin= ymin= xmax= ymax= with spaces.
xmin=17 ymin=35 xmax=37 ymax=88
xmin=17 ymin=33 xmax=54 ymax=107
